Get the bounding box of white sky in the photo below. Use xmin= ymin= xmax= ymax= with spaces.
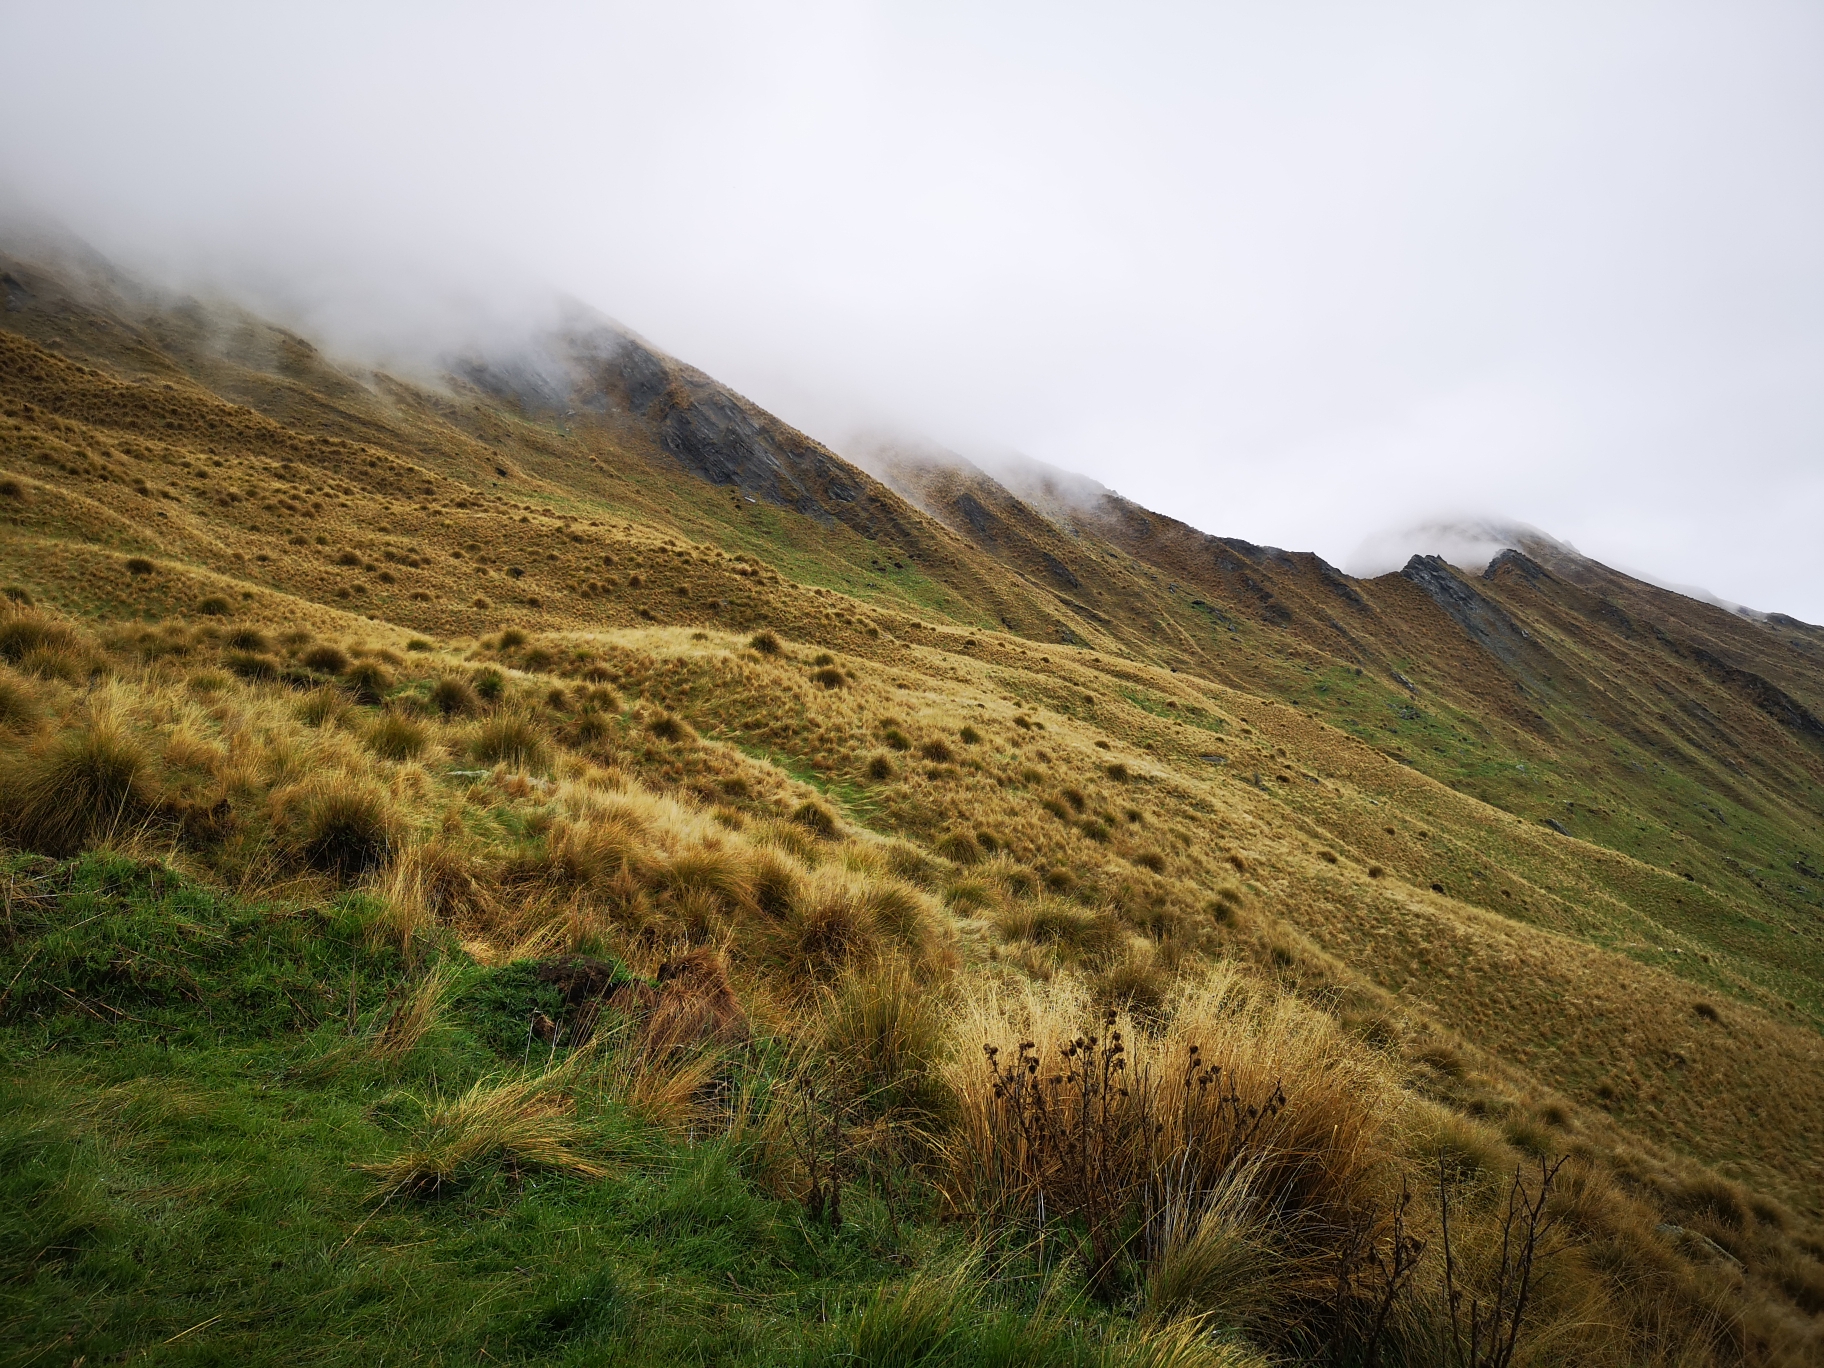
xmin=3 ymin=1 xmax=1821 ymax=619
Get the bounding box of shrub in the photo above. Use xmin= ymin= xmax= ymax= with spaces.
xmin=865 ymin=754 xmax=894 ymax=781
xmin=749 ymin=630 xmax=782 ymax=655
xmin=367 ymin=713 xmax=430 ymax=762
xmin=811 ymin=666 xmax=845 ymax=689
xmin=958 ymin=725 xmax=981 ymax=745
xmin=302 ymin=644 xmax=350 ymax=674
xmin=124 ymin=557 xmax=154 ymax=575
xmin=473 ymin=668 xmax=505 ymax=702
xmin=429 ymin=675 xmax=481 ymax=717
xmin=1106 ymin=761 xmax=1131 ymax=782
xmin=225 ymin=627 xmax=269 ymax=652
xmin=282 ymin=776 xmax=400 ymax=881
xmin=920 ymin=739 xmax=953 ymax=763
xmin=406 ymin=638 xmax=433 ymax=652
xmin=882 ymin=726 xmax=911 ymax=752
xmin=0 ymin=719 xmax=154 ymax=856
xmin=471 ymin=711 xmax=548 ymax=772
xmin=196 ymin=596 xmax=232 ymax=616
xmin=498 ymin=628 xmax=528 ymax=649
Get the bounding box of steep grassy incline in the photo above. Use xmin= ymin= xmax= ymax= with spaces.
xmin=2 ymin=240 xmax=1823 ymax=1361
xmin=873 ymin=453 xmax=1824 ymax=1013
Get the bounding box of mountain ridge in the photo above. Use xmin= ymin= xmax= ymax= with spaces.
xmin=2 ymin=234 xmax=1822 ymax=1361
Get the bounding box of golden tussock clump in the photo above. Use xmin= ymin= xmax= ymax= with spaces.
xmin=0 ymin=711 xmax=154 ymax=857
xmin=363 ymin=1068 xmax=606 ymax=1194
xmin=274 ymin=774 xmax=401 ymax=881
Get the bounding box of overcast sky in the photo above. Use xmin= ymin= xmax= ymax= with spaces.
xmin=3 ymin=2 xmax=1821 ymax=618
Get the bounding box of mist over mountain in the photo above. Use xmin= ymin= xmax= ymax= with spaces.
xmin=4 ymin=7 xmax=1824 ymax=1360
xmin=4 ymin=2 xmax=1821 ymax=619
xmin=4 ymin=214 xmax=1824 ymax=1364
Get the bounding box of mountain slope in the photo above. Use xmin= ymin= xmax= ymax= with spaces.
xmin=2 ymin=238 xmax=1822 ymax=1362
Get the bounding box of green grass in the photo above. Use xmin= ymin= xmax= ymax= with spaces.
xmin=0 ymin=854 xmax=1199 ymax=1366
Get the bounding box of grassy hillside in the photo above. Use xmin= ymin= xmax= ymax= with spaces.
xmin=1 ymin=242 xmax=1822 ymax=1365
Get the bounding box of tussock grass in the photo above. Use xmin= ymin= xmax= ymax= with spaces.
xmin=1144 ymin=1164 xmax=1281 ymax=1324
xmin=364 ymin=1069 xmax=606 ymax=1193
xmin=0 ymin=715 xmax=154 ymax=856
xmin=301 ymin=642 xmax=349 ymax=673
xmin=277 ymin=775 xmax=401 ymax=880
xmin=429 ymin=674 xmax=480 ymax=716
xmin=0 ymin=606 xmax=83 ymax=666
xmin=345 ymin=659 xmax=392 ymax=705
xmin=0 ymin=669 xmax=38 ymax=732
xmin=940 ymin=970 xmax=1389 ymax=1294
xmin=770 ymin=866 xmax=888 ymax=981
xmin=365 ymin=712 xmax=430 ymax=762
xmin=817 ymin=956 xmax=955 ymax=1129
xmin=369 ymin=961 xmax=461 ymax=1063
xmin=470 ymin=709 xmax=548 ymax=771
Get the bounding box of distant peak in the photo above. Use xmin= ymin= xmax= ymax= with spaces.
xmin=1347 ymin=518 xmax=1576 ymax=579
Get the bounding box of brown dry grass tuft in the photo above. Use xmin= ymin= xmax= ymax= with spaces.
xmin=941 ymin=970 xmax=1389 ymax=1285
xmin=364 ymin=1068 xmax=606 ymax=1193
xmin=0 ymin=670 xmax=38 ymax=733
xmin=369 ymin=962 xmax=460 ymax=1062
xmin=769 ymin=867 xmax=888 ymax=982
xmin=365 ymin=712 xmax=430 ymax=762
xmin=277 ymin=775 xmax=401 ymax=881
xmin=470 ymin=709 xmax=548 ymax=772
xmin=817 ymin=955 xmax=955 ymax=1129
xmin=301 ymin=643 xmax=350 ymax=674
xmin=0 ymin=715 xmax=156 ymax=857
xmin=0 ymin=607 xmax=84 ymax=667
xmin=429 ymin=675 xmax=480 ymax=716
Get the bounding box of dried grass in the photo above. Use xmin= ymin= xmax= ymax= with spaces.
xmin=369 ymin=961 xmax=460 ymax=1062
xmin=364 ymin=1068 xmax=605 ymax=1193
xmin=0 ymin=714 xmax=155 ymax=856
